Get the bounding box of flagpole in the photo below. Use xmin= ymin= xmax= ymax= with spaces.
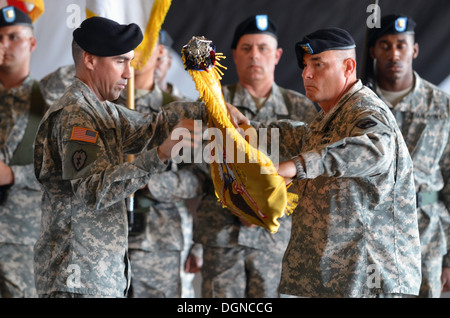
xmin=126 ymin=66 xmax=135 ymax=232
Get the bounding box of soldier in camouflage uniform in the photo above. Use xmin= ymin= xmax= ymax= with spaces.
xmin=191 ymin=15 xmax=317 ymax=298
xmin=39 ymin=36 xmax=203 ymax=299
xmin=32 ymin=17 xmax=208 ymax=298
xmin=0 ymin=6 xmax=46 ymax=298
xmin=366 ymin=15 xmax=450 ymax=297
xmin=273 ymin=27 xmax=421 ymax=297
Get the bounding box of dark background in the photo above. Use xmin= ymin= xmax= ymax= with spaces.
xmin=162 ymin=0 xmax=450 ymax=94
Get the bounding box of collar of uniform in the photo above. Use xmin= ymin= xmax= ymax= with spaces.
xmin=317 ymin=79 xmax=363 ymax=131
xmin=119 ymin=84 xmax=164 ymax=113
xmin=72 ymin=77 xmax=117 ymax=129
xmin=233 ymin=82 xmax=289 ymax=116
xmin=376 ymin=71 xmax=421 ymax=113
xmin=136 ymin=84 xmax=165 ymax=113
xmin=268 ymin=83 xmax=289 ymax=116
xmin=0 ymin=74 xmax=34 ymax=96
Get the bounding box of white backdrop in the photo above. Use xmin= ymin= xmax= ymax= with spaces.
xmin=30 ymin=0 xmax=198 ymax=99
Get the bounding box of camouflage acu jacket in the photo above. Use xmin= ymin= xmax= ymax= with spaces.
xmin=376 ymin=72 xmax=450 ymax=265
xmin=33 ymin=78 xmax=205 ymax=297
xmin=273 ymin=80 xmax=421 ymax=297
xmin=0 ymin=76 xmax=45 ymax=246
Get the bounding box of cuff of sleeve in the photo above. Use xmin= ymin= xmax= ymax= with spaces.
xmin=135 ymin=147 xmax=168 ymax=174
xmin=10 ymin=165 xmax=23 ymax=188
xmin=301 ymin=150 xmax=322 ymax=179
xmin=292 ymin=155 xmax=306 ymax=180
xmin=190 ymin=243 xmax=203 ymax=258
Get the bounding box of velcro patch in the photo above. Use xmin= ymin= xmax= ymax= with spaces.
xmin=70 ymin=127 xmax=98 ymax=143
xmin=72 ymin=150 xmax=87 ymax=171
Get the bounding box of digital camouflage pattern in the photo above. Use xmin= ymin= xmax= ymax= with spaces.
xmin=0 ymin=76 xmax=46 ymax=297
xmin=194 ymin=82 xmax=317 ymax=297
xmin=375 ymin=72 xmax=450 ymax=297
xmin=222 ymin=82 xmax=318 ymax=124
xmin=39 ymin=64 xmax=75 ymax=106
xmin=116 ymin=86 xmax=205 ymax=298
xmin=268 ymin=80 xmax=421 ymax=297
xmin=33 ymin=78 xmax=206 ymax=297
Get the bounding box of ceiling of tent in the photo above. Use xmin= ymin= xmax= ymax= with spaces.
xmin=162 ymin=0 xmax=450 ymax=94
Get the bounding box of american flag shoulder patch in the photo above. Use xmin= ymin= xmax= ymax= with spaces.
xmin=70 ymin=127 xmax=98 ymax=143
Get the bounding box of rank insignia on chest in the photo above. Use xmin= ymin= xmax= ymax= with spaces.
xmin=70 ymin=127 xmax=98 ymax=143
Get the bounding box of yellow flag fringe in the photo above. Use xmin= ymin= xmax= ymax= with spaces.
xmin=133 ymin=0 xmax=171 ymax=70
xmin=86 ymin=0 xmax=172 ymax=70
xmin=182 ymin=53 xmax=271 ymax=166
xmin=182 ymin=36 xmax=298 ymax=233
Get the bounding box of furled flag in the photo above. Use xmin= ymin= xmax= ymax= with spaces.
xmin=85 ymin=0 xmax=171 ymax=70
xmin=182 ymin=36 xmax=298 ymax=233
xmin=0 ymin=0 xmax=44 ymax=22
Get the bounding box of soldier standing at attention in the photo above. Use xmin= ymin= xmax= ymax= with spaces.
xmin=366 ymin=14 xmax=450 ymax=297
xmin=0 ymin=6 xmax=46 ymax=298
xmin=275 ymin=27 xmax=421 ymax=297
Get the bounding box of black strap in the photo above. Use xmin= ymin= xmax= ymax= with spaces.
xmin=9 ymin=81 xmax=46 ymax=165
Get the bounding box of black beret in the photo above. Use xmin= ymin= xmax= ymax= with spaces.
xmin=0 ymin=6 xmax=32 ymax=28
xmin=295 ymin=27 xmax=355 ymax=69
xmin=368 ymin=14 xmax=416 ymax=47
xmin=73 ymin=16 xmax=143 ymax=57
xmin=159 ymin=29 xmax=173 ymax=48
xmin=231 ymin=14 xmax=277 ymax=49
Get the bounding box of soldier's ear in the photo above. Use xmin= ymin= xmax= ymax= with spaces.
xmin=83 ymin=52 xmax=96 ymax=71
xmin=343 ymin=57 xmax=356 ymax=78
xmin=29 ymin=36 xmax=37 ymax=53
xmin=413 ymin=43 xmax=419 ymax=59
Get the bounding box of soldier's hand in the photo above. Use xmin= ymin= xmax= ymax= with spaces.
xmin=226 ymin=103 xmax=250 ymax=128
xmin=239 ymin=217 xmax=256 ymax=228
xmin=277 ymin=160 xmax=297 ymax=185
xmin=0 ymin=160 xmax=14 ymax=186
xmin=157 ymin=119 xmax=202 ymax=162
xmin=184 ymin=253 xmax=203 ymax=273
xmin=442 ymin=267 xmax=450 ymax=293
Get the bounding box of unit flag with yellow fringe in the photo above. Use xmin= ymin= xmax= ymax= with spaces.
xmin=182 ymin=36 xmax=298 ymax=233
